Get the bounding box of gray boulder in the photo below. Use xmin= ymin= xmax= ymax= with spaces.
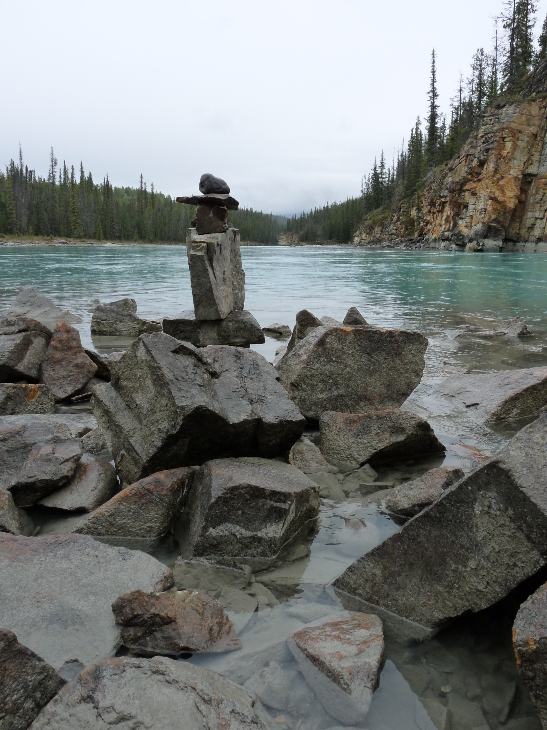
xmin=285 ymin=309 xmax=322 ymax=354
xmin=195 ymin=204 xmax=229 ymax=234
xmin=0 ymin=534 xmax=172 ymax=670
xmin=0 ymin=489 xmax=33 ymax=535
xmin=7 ymin=286 xmax=81 ymax=330
xmin=334 ymin=413 xmax=547 ymax=637
xmin=278 ymin=326 xmax=428 ymax=421
xmin=40 ymin=322 xmax=97 ymax=401
xmin=39 ymin=453 xmax=117 ymax=512
xmin=80 ymin=426 xmax=110 ymax=456
xmin=436 ymin=367 xmax=547 ymax=424
xmin=319 ymin=409 xmax=445 ymax=472
xmin=0 ymin=630 xmax=65 ymax=730
xmin=91 ymin=333 xmax=305 ymax=485
xmin=178 ymin=457 xmax=320 ymax=569
xmin=288 ymin=435 xmax=337 ymax=473
xmin=383 ymin=466 xmax=465 ymax=518
xmin=262 ymin=323 xmax=292 ymax=340
xmin=30 ymin=656 xmax=270 ymax=729
xmin=75 ymin=468 xmax=193 ymax=551
xmin=0 ymin=316 xmax=52 ymax=338
xmin=0 ymin=384 xmax=55 ymax=415
xmin=84 ymin=349 xmax=112 ymax=380
xmin=187 ymin=228 xmax=245 ymax=320
xmin=90 ymin=299 xmax=161 ymax=337
xmin=343 ymin=307 xmax=370 ymax=326
xmin=513 ymin=581 xmax=547 ymax=728
xmin=163 ymin=309 xmax=264 ymax=347
xmin=199 ymin=173 xmax=230 ymax=194
xmin=0 ymin=331 xmax=49 ymax=383
xmin=173 ymin=557 xmax=252 ymax=596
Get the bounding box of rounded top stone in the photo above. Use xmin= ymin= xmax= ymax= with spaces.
xmin=199 ymin=174 xmax=230 ymax=195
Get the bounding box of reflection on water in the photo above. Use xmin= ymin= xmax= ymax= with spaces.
xmin=2 ymin=244 xmax=547 ymax=728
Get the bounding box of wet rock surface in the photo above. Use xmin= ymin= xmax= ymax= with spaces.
xmin=0 ymin=489 xmax=33 ymax=535
xmin=173 ymin=557 xmax=252 ymax=595
xmin=262 ymin=323 xmax=292 ymax=340
xmin=319 ymin=409 xmax=445 ymax=472
xmin=178 ymin=457 xmax=319 ymax=567
xmin=0 ymin=629 xmax=65 ymax=730
xmin=436 ymin=366 xmax=547 ymax=424
xmin=288 ymin=611 xmax=384 ymax=725
xmin=383 ymin=466 xmax=465 ymax=518
xmin=6 ymin=286 xmax=81 ymax=330
xmin=513 ymin=581 xmax=547 ymax=728
xmin=90 ymin=298 xmax=161 ymax=337
xmin=0 ymin=534 xmax=172 ymax=669
xmin=91 ymin=334 xmax=305 ymax=484
xmin=112 ymin=588 xmax=241 ymax=654
xmin=40 ymin=322 xmax=97 ymax=401
xmin=39 ymin=453 xmax=117 ymax=512
xmin=30 ymin=656 xmax=270 ymax=729
xmin=75 ymin=468 xmax=193 ymax=550
xmin=0 ymin=384 xmax=55 ymax=415
xmin=163 ymin=309 xmax=265 ymax=347
xmin=277 ymin=326 xmax=428 ymax=421
xmin=334 ymin=414 xmax=547 ymax=635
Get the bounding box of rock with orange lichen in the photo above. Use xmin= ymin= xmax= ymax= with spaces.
xmin=277 ymin=325 xmax=428 ymax=421
xmin=0 ymin=383 xmax=55 ymax=415
xmin=288 ymin=611 xmax=384 ymax=725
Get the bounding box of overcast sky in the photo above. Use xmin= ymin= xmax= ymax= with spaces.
xmin=2 ymin=0 xmax=547 ymax=215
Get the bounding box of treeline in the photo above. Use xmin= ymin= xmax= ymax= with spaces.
xmin=0 ymin=149 xmax=285 ymax=244
xmin=289 ymin=0 xmax=547 ymax=242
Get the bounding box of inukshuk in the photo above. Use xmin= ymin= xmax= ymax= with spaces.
xmin=163 ymin=174 xmax=264 ymax=347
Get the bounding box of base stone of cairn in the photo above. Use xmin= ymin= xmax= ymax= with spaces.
xmin=169 ymin=175 xmax=263 ymax=347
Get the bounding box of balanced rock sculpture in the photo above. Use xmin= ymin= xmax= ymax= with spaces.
xmin=165 ymin=174 xmax=264 ymax=347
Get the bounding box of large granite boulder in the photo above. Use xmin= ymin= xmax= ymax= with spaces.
xmin=186 ymin=228 xmax=245 ymax=320
xmin=30 ymin=656 xmax=270 ymax=729
xmin=163 ymin=309 xmax=265 ymax=347
xmin=0 ymin=326 xmax=50 ymax=383
xmin=75 ymin=468 xmax=194 ymax=550
xmin=112 ymin=588 xmax=240 ymax=654
xmin=0 ymin=490 xmax=33 ymax=536
xmin=91 ymin=333 xmax=305 ymax=485
xmin=178 ymin=457 xmax=320 ymax=568
xmin=39 ymin=453 xmax=117 ymax=512
xmin=319 ymin=409 xmax=445 ymax=472
xmin=334 ymin=414 xmax=547 ymax=637
xmin=513 ymin=581 xmax=547 ymax=728
xmin=277 ymin=326 xmax=428 ymax=421
xmin=0 ymin=534 xmax=172 ymax=670
xmin=383 ymin=466 xmax=464 ymax=519
xmin=0 ymin=384 xmax=55 ymax=415
xmin=0 ymin=630 xmax=65 ymax=730
xmin=436 ymin=367 xmax=547 ymax=424
xmin=6 ymin=287 xmax=81 ymax=330
xmin=40 ymin=322 xmax=97 ymax=401
xmin=0 ymin=414 xmax=96 ymax=491
xmin=90 ymin=298 xmax=161 ymax=337
xmin=288 ymin=612 xmax=384 ymax=725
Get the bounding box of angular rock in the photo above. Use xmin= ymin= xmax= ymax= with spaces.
xmin=383 ymin=466 xmax=465 ymax=518
xmin=30 ymin=656 xmax=270 ymax=729
xmin=285 ymin=309 xmax=322 ymax=354
xmin=0 ymin=630 xmax=65 ymax=730
xmin=80 ymin=426 xmax=110 ymax=455
xmin=289 ymin=435 xmax=338 ymax=473
xmin=334 ymin=414 xmax=547 ymax=636
xmin=0 ymin=331 xmax=50 ymax=382
xmin=40 ymin=322 xmax=97 ymax=401
xmin=6 ymin=286 xmax=81 ymax=330
xmin=0 ymin=413 xmax=95 ymax=491
xmin=173 ymin=557 xmax=251 ymax=596
xmin=91 ymin=334 xmax=305 ymax=484
xmin=199 ymin=173 xmax=230 ymax=195
xmin=0 ymin=489 xmax=33 ymax=535
xmin=39 ymin=453 xmax=117 ymax=512
xmin=90 ymin=298 xmax=161 ymax=337
xmin=288 ymin=611 xmax=384 ymax=725
xmin=112 ymin=588 xmax=241 ymax=654
xmin=177 ymin=193 xmax=239 ymax=210
xmin=262 ymin=323 xmax=292 ymax=340
xmin=0 ymin=534 xmax=172 ymax=669
xmin=0 ymin=384 xmax=55 ymax=415
xmin=9 ymin=439 xmax=83 ymax=507
xmin=75 ymin=468 xmax=193 ymax=550
xmin=320 ymin=316 xmax=342 ymax=326
xmin=437 ymin=367 xmax=547 ymax=424
xmin=84 ymin=349 xmax=111 ymax=380
xmin=163 ymin=309 xmax=264 ymax=347
xmin=186 ymin=228 xmax=245 ymax=320
xmin=195 ymin=204 xmax=229 ymax=234
xmin=0 ymin=316 xmax=52 ymax=337
xmin=343 ymin=307 xmax=370 ymax=326
xmin=513 ymin=581 xmax=547 ymax=728
xmin=319 ymin=409 xmax=445 ymax=472
xmin=278 ymin=326 xmax=428 ymax=421
xmin=178 ymin=457 xmax=319 ymax=568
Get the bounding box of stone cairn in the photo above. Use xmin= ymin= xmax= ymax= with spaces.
xmin=162 ymin=174 xmax=264 ymax=347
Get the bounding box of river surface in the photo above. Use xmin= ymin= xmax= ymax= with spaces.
xmin=2 ymin=243 xmax=547 ymax=729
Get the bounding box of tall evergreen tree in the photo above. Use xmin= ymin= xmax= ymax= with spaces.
xmin=425 ymin=50 xmax=440 ymax=169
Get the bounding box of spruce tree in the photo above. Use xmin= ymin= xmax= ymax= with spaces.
xmin=425 ymin=50 xmax=440 ymax=169
xmin=537 ymin=13 xmax=547 ymax=62
xmin=500 ymin=0 xmax=537 ymax=93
